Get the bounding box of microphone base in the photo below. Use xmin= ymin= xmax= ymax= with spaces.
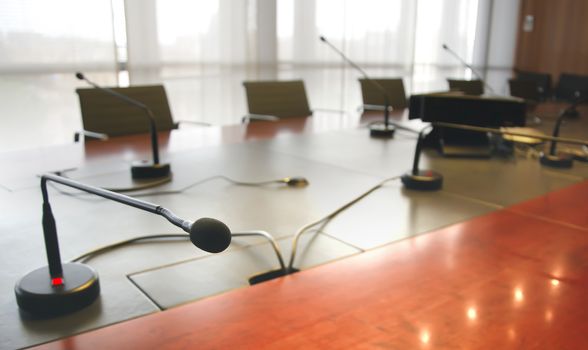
xmin=131 ymin=161 xmax=171 ymax=180
xmin=369 ymin=123 xmax=395 ymax=138
xmin=15 ymin=263 xmax=100 ymax=318
xmin=539 ymin=153 xmax=573 ymax=168
xmin=562 ymin=107 xmax=580 ymax=119
xmin=401 ymin=170 xmax=443 ymax=191
xmin=562 ymin=149 xmax=588 ymax=163
xmin=573 ymin=154 xmax=588 ymax=162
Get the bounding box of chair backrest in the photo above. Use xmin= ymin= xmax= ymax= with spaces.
xmin=447 ymin=79 xmax=484 ymax=96
xmin=76 ymin=85 xmax=175 ymax=137
xmin=515 ymin=70 xmax=552 ymax=100
xmin=554 ymin=73 xmax=588 ymax=102
xmin=508 ymin=79 xmax=541 ymax=102
xmin=359 ymin=78 xmax=407 ymax=110
xmin=242 ymin=80 xmax=312 ymax=118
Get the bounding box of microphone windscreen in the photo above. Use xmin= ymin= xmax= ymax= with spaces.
xmin=189 ymin=218 xmax=231 ymax=253
xmin=319 ymin=35 xmax=326 ymax=42
xmin=442 ymin=44 xmax=448 ymax=50
xmin=75 ymin=72 xmax=85 ymax=80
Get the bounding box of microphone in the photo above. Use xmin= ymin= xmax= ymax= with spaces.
xmin=401 ymin=125 xmax=443 ymax=191
xmin=319 ymin=35 xmax=395 ymax=138
xmin=15 ymin=173 xmax=231 ymax=317
xmin=75 ymin=72 xmax=171 ymax=180
xmin=442 ymin=44 xmax=495 ymax=94
xmin=402 ymin=122 xmax=588 ymax=191
xmin=540 ymin=96 xmax=588 ymax=168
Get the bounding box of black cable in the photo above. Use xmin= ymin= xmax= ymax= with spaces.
xmin=70 ymin=231 xmax=289 ymax=269
xmin=70 ymin=234 xmax=189 ymax=263
xmin=287 ymin=175 xmax=400 ymax=270
xmin=46 ymin=174 xmax=307 ymax=199
xmin=131 ymin=175 xmax=307 ymax=197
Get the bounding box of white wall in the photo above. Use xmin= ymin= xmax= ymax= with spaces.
xmin=486 ymin=0 xmax=521 ymax=69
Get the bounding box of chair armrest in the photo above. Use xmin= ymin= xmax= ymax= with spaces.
xmin=74 ymin=130 xmax=109 ymax=142
xmin=241 ymin=114 xmax=280 ymax=123
xmin=173 ymin=120 xmax=211 ymax=128
xmin=312 ymin=108 xmax=351 ymax=117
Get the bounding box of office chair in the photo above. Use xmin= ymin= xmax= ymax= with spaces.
xmin=509 ymin=79 xmax=543 ymax=125
xmin=358 ymin=78 xmax=407 ymax=112
xmin=75 ymin=85 xmax=176 ymax=141
xmin=242 ymin=80 xmax=313 ymax=122
xmin=554 ymin=73 xmax=588 ymax=102
xmin=447 ymin=79 xmax=484 ymax=96
xmin=509 ymin=79 xmax=541 ymax=102
xmin=514 ymin=70 xmax=552 ymax=101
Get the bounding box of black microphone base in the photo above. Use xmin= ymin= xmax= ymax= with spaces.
xmin=562 ymin=148 xmax=588 ymax=163
xmin=15 ymin=263 xmax=100 ymax=318
xmin=562 ymin=107 xmax=580 ymax=119
xmin=131 ymin=161 xmax=171 ymax=180
xmin=369 ymin=123 xmax=395 ymax=138
xmin=573 ymin=154 xmax=588 ymax=162
xmin=401 ymin=170 xmax=443 ymax=191
xmin=539 ymin=153 xmax=573 ymax=168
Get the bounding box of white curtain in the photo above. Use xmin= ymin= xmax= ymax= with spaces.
xmin=0 ymin=0 xmax=117 ymax=72
xmin=278 ymin=0 xmax=417 ymax=67
xmin=154 ymin=0 xmax=254 ymax=65
xmin=278 ymin=0 xmax=484 ymax=68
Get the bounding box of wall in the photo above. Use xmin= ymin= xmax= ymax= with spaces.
xmin=515 ymin=0 xmax=588 ymax=78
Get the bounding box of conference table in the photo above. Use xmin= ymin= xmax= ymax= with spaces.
xmin=1 ymin=106 xmax=587 ymax=349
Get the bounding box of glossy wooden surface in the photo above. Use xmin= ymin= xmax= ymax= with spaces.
xmin=509 ymin=180 xmax=588 ymax=228
xmin=33 ymin=180 xmax=588 ymax=349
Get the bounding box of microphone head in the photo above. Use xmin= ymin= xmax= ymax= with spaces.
xmin=189 ymin=218 xmax=231 ymax=253
xmin=75 ymin=72 xmax=85 ymax=80
xmin=319 ymin=35 xmax=326 ymax=42
xmin=442 ymin=44 xmax=448 ymax=50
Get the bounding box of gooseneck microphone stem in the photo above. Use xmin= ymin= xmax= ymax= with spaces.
xmin=319 ymin=36 xmax=391 ymax=129
xmin=432 ymin=122 xmax=588 ymax=146
xmin=442 ymin=44 xmax=495 ymax=94
xmin=76 ymin=73 xmax=160 ymax=165
xmin=412 ymin=126 xmax=433 ymax=175
xmin=40 ymin=173 xmax=195 ymax=279
xmin=41 ymin=188 xmax=62 ymax=279
xmin=549 ymin=97 xmax=587 ymax=155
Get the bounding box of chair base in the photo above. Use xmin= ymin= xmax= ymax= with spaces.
xmin=539 ymin=153 xmax=573 ymax=168
xmin=131 ymin=161 xmax=171 ymax=180
xmin=401 ymin=170 xmax=443 ymax=191
xmin=369 ymin=123 xmax=395 ymax=138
